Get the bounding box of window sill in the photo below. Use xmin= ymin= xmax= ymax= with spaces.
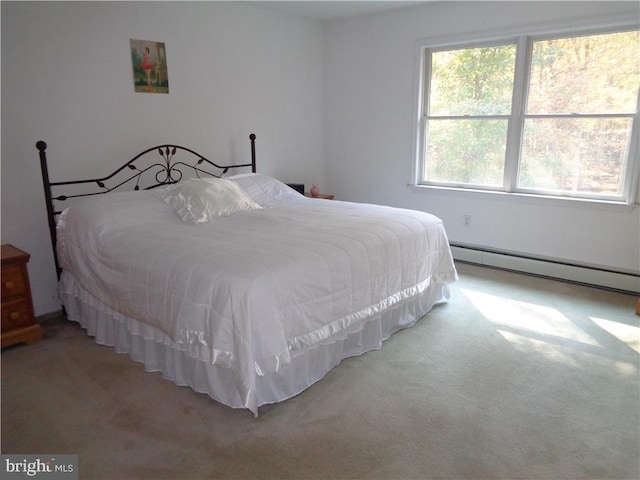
xmin=408 ymin=184 xmax=639 ymax=211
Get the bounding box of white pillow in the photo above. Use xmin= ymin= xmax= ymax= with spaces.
xmin=227 ymin=173 xmax=303 ymax=205
xmin=155 ymin=177 xmax=262 ymax=223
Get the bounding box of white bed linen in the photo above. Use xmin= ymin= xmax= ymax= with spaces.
xmin=59 ymin=271 xmax=449 ymax=413
xmin=56 ymin=174 xmax=457 ymax=415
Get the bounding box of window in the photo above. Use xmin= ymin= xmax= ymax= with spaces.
xmin=417 ymin=28 xmax=640 ymax=203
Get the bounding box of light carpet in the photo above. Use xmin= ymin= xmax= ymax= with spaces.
xmin=2 ymin=263 xmax=638 ymax=479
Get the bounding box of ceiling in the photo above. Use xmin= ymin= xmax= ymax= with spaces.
xmin=244 ymin=1 xmax=433 ymax=22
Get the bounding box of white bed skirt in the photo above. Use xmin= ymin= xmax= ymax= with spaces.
xmin=59 ymin=272 xmax=450 ymax=416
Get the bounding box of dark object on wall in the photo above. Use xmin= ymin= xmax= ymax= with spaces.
xmin=287 ymin=183 xmax=304 ymax=195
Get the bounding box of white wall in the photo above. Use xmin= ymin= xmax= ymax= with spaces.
xmin=1 ymin=1 xmax=325 ymax=314
xmin=324 ymin=1 xmax=640 ymax=277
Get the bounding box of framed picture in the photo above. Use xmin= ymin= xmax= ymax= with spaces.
xmin=130 ymin=39 xmax=169 ymax=94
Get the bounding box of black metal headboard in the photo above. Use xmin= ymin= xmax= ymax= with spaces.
xmin=37 ymin=133 xmax=257 ymax=278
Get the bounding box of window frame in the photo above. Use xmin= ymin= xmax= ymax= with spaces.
xmin=413 ymin=21 xmax=640 ymax=205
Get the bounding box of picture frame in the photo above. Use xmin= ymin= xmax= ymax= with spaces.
xmin=130 ymin=39 xmax=169 ymax=94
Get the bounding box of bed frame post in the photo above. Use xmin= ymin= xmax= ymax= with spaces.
xmin=250 ymin=133 xmax=256 ymax=173
xmin=36 ymin=141 xmax=62 ymax=279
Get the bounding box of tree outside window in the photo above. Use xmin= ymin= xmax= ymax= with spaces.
xmin=419 ymin=29 xmax=639 ymax=202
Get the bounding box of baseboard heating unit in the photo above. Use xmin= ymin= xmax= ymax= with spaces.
xmin=450 ymin=243 xmax=640 ymax=295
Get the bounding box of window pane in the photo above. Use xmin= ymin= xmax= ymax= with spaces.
xmin=528 ymin=31 xmax=640 ymax=114
xmin=424 ymin=119 xmax=507 ymax=186
xmin=430 ymin=44 xmax=516 ymax=116
xmin=519 ymin=117 xmax=632 ymax=195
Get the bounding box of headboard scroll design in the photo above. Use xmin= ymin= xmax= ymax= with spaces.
xmin=38 ymin=134 xmax=257 ymax=278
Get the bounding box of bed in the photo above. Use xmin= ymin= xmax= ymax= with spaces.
xmin=37 ymin=134 xmax=458 ymax=416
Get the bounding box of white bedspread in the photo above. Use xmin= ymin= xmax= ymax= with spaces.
xmin=57 ymin=174 xmax=457 ymax=413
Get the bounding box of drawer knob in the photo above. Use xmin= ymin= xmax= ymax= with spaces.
xmin=10 ymin=311 xmax=21 ymax=320
xmin=4 ymin=280 xmax=15 ymax=289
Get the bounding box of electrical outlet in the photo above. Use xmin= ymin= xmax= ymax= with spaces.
xmin=463 ymin=214 xmax=471 ymax=227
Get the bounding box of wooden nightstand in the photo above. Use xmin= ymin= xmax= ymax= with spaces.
xmin=305 ymin=193 xmax=335 ymax=200
xmin=1 ymin=244 xmax=42 ymax=348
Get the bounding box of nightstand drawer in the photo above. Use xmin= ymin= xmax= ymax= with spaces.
xmin=1 ymin=265 xmax=28 ymax=300
xmin=1 ymin=244 xmax=41 ymax=347
xmin=2 ymin=298 xmax=33 ymax=332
